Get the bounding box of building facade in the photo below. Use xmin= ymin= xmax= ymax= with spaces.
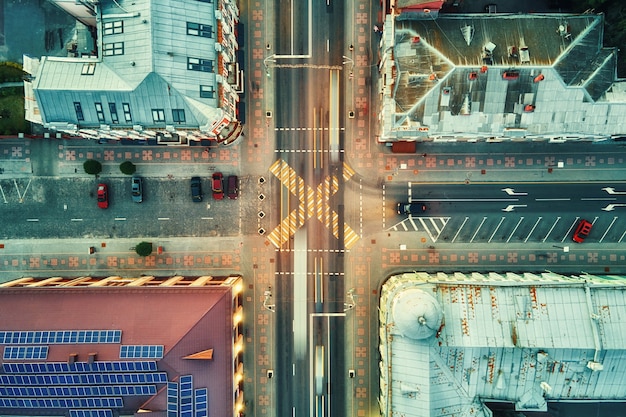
xmin=23 ymin=0 xmax=244 ymax=144
xmin=0 ymin=275 xmax=244 ymax=417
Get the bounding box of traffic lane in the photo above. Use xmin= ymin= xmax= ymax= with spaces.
xmin=408 ymin=182 xmax=626 ymax=201
xmin=418 ymin=199 xmax=616 ymax=215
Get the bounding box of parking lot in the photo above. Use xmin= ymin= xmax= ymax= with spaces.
xmin=389 ymin=213 xmax=626 ymax=245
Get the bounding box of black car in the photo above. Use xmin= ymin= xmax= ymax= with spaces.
xmin=191 ymin=177 xmax=203 ymax=202
xmin=397 ymin=202 xmax=427 ymax=215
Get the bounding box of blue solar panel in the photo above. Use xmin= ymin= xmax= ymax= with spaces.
xmin=0 ymin=372 xmax=167 ymax=385
xmin=120 ymin=345 xmax=164 ymax=358
xmin=0 ymin=385 xmax=157 ymax=397
xmin=0 ymin=397 xmax=123 ymax=408
xmin=194 ymin=388 xmax=208 ymax=417
xmin=69 ymin=410 xmax=114 ymax=417
xmin=167 ymin=382 xmax=178 ymax=417
xmin=2 ymin=361 xmax=157 ymax=374
xmin=0 ymin=330 xmax=121 ymax=344
xmin=3 ymin=346 xmax=49 ymax=360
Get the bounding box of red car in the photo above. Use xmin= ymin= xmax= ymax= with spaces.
xmin=572 ymin=219 xmax=592 ymax=243
xmin=212 ymin=172 xmax=224 ymax=200
xmin=97 ymin=183 xmax=109 ymax=209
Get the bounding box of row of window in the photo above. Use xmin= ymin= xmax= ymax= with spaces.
xmin=103 ymin=21 xmax=213 ymax=39
xmin=73 ymin=98 xmax=216 ymax=124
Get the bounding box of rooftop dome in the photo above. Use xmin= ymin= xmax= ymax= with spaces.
xmin=392 ymin=288 xmax=443 ymax=339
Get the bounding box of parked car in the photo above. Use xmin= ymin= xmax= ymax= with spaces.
xmin=191 ymin=176 xmax=203 ymax=202
xmin=212 ymin=172 xmax=224 ymax=200
xmin=572 ymin=219 xmax=592 ymax=243
xmin=131 ymin=176 xmax=143 ymax=203
xmin=227 ymin=175 xmax=239 ymax=199
xmin=397 ymin=202 xmax=427 ymax=215
xmin=97 ymin=183 xmax=109 ymax=209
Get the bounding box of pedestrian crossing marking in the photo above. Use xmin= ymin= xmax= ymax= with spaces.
xmin=267 ymin=159 xmax=360 ymax=249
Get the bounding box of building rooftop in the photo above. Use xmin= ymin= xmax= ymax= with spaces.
xmin=379 ymin=12 xmax=626 ymax=141
xmin=0 ymin=275 xmax=243 ymax=417
xmin=379 ymin=272 xmax=626 ymax=417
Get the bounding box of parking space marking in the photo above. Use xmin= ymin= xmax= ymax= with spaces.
xmin=599 ymin=217 xmax=618 ymax=242
xmin=488 ymin=217 xmax=505 ymax=243
xmin=470 ymin=217 xmax=486 ymax=243
xmin=542 ymin=217 xmax=560 ymax=243
xmin=0 ymin=185 xmax=6 ymax=203
xmin=507 ymin=217 xmax=524 ymax=243
xmin=619 ymin=229 xmax=626 ymax=243
xmin=452 ymin=217 xmax=468 ymax=243
xmin=524 ymin=217 xmax=542 ymax=243
xmin=562 ymin=217 xmax=579 ymax=243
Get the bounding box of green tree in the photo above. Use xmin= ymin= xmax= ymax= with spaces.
xmin=119 ymin=161 xmax=136 ymax=175
xmin=135 ymin=241 xmax=153 ymax=257
xmin=83 ymin=159 xmax=102 ymax=175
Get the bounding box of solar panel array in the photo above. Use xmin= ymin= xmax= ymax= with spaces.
xmin=0 ymin=385 xmax=156 ymax=397
xmin=0 ymin=397 xmax=123 ymax=408
xmin=3 ymin=361 xmax=157 ymax=374
xmin=120 ymin=345 xmax=164 ymax=359
xmin=0 ymin=330 xmax=121 ymax=344
xmin=0 ymin=372 xmax=167 ymax=385
xmin=70 ymin=410 xmax=113 ymax=417
xmin=166 ymin=376 xmax=208 ymax=417
xmin=3 ymin=346 xmax=48 ymax=360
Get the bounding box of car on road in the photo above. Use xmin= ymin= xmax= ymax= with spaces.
xmin=227 ymin=175 xmax=238 ymax=199
xmin=212 ymin=172 xmax=224 ymax=200
xmin=572 ymin=219 xmax=592 ymax=243
xmin=191 ymin=176 xmax=203 ymax=202
xmin=131 ymin=176 xmax=143 ymax=203
xmin=97 ymin=183 xmax=109 ymax=209
xmin=397 ymin=202 xmax=427 ymax=215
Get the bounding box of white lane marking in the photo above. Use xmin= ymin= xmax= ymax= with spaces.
xmin=599 ymin=217 xmax=618 ymax=242
xmin=419 ymin=218 xmax=436 ymax=242
xmin=507 ymin=217 xmax=524 ymax=243
xmin=452 ymin=217 xmax=468 ymax=243
xmin=562 ymin=217 xmax=579 ymax=243
xmin=470 ymin=217 xmax=487 ymax=243
xmin=535 ymin=198 xmax=570 ymax=201
xmin=114 ymin=217 xmax=126 ymax=221
xmin=488 ymin=217 xmax=505 ymax=243
xmin=542 ymin=217 xmax=560 ymax=243
xmin=524 ymin=217 xmax=542 ymax=243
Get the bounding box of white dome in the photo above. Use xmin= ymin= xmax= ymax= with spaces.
xmin=392 ymin=288 xmax=443 ymax=339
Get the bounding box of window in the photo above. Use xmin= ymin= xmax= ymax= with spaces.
xmin=122 ymin=103 xmax=132 ymax=122
xmin=103 ymin=20 xmax=124 ymax=35
xmin=109 ymin=103 xmax=119 ymax=124
xmin=200 ymin=85 xmax=214 ymax=98
xmin=95 ymin=103 xmax=105 ymax=122
xmin=172 ymin=109 xmax=186 ymax=123
xmin=187 ymin=57 xmax=213 ymax=72
xmin=74 ymin=102 xmax=84 ymax=121
xmin=81 ymin=63 xmax=96 ymax=75
xmin=187 ymin=22 xmax=212 ymax=38
xmin=103 ymin=42 xmax=124 ymax=56
xmin=152 ymin=109 xmax=165 ymax=123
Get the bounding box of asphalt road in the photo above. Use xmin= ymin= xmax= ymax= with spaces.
xmin=0 ymin=177 xmax=238 ymax=239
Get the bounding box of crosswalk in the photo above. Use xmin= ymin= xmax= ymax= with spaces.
xmin=267 ymin=160 xmax=359 ymax=249
xmin=388 ymin=217 xmax=451 ymax=242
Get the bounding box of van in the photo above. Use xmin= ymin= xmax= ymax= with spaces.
xmin=227 ymin=175 xmax=239 ymax=199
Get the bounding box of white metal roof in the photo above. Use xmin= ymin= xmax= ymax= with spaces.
xmin=380 ymin=272 xmax=626 ymax=417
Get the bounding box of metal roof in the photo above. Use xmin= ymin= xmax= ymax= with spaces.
xmin=380 ymin=13 xmax=626 ymax=141
xmin=380 ymin=272 xmax=626 ymax=417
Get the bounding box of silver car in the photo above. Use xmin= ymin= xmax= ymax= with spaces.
xmin=131 ymin=176 xmax=143 ymax=203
